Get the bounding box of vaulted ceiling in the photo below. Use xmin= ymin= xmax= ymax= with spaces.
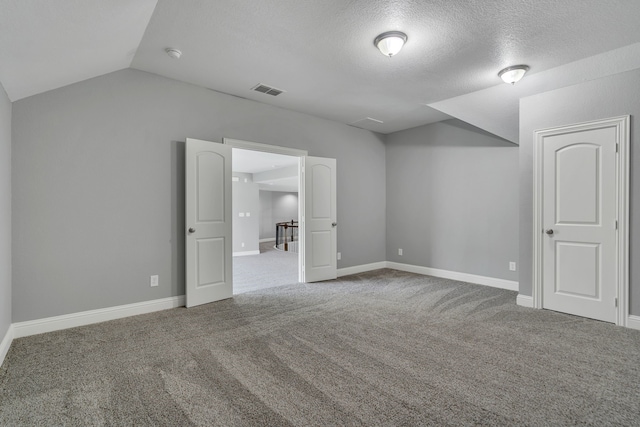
xmin=2 ymin=0 xmax=640 ymax=143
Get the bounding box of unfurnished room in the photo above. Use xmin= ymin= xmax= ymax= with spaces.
xmin=1 ymin=1 xmax=640 ymax=425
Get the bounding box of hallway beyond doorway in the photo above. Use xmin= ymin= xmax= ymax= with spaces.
xmin=233 ymin=241 xmax=298 ymax=294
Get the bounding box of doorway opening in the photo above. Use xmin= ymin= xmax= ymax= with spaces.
xmin=229 ymin=146 xmax=301 ymax=295
xmin=185 ymin=137 xmax=336 ymax=307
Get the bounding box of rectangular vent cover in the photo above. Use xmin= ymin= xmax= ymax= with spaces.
xmin=252 ymin=83 xmax=285 ymax=96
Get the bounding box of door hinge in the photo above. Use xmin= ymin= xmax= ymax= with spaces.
xmin=615 ymin=220 xmax=618 ymax=230
xmin=616 ymin=143 xmax=619 ymax=153
xmin=615 ymin=297 xmax=618 ymax=308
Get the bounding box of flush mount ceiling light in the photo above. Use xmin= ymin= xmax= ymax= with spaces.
xmin=498 ymin=65 xmax=529 ymax=84
xmin=165 ymin=48 xmax=182 ymax=59
xmin=374 ymin=31 xmax=407 ymax=57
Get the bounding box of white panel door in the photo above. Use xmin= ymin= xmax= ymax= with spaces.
xmin=542 ymin=127 xmax=617 ymax=322
xmin=302 ymin=156 xmax=337 ymax=282
xmin=185 ymin=138 xmax=232 ymax=307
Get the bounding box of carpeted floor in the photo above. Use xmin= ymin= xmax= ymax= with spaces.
xmin=1 ymin=268 xmax=639 ymax=426
xmin=233 ymin=241 xmax=298 ymax=294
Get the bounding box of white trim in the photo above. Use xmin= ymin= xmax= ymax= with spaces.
xmin=13 ymin=296 xmax=185 ymax=339
xmin=626 ymin=315 xmax=640 ymax=331
xmin=387 ymin=262 xmax=519 ymax=291
xmin=233 ymin=250 xmax=260 ymax=257
xmin=0 ymin=324 xmax=14 ymax=367
xmin=338 ymin=262 xmax=387 ymax=277
xmin=516 ymin=294 xmax=534 ymax=308
xmin=223 ymin=138 xmax=308 ymax=157
xmin=259 ymin=238 xmax=276 ymax=243
xmin=533 ymin=116 xmax=630 ymax=325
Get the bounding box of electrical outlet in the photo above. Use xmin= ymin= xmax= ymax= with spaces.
xmin=246 ymin=212 xmax=250 ymax=217
xmin=337 ymin=252 xmax=341 ymax=260
xmin=509 ymin=262 xmax=517 ymax=271
xmin=150 ymin=275 xmax=159 ymax=287
xmin=398 ymin=248 xmax=403 ymax=256
xmin=241 ymin=242 xmax=245 ymax=248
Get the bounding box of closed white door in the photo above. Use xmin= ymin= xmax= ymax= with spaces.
xmin=302 ymin=156 xmax=337 ymax=282
xmin=542 ymin=126 xmax=617 ymax=322
xmin=185 ymin=138 xmax=232 ymax=307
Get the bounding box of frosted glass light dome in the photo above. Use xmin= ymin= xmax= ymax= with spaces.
xmin=498 ymin=65 xmax=530 ymax=84
xmin=374 ymin=31 xmax=408 ymax=57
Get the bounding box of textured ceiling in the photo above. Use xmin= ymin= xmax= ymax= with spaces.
xmin=2 ymin=0 xmax=640 ymax=140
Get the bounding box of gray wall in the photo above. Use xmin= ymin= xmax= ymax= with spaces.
xmin=259 ymin=190 xmax=273 ymax=240
xmin=386 ymin=120 xmax=519 ymax=281
xmin=271 ymin=192 xmax=298 ymax=226
xmin=259 ymin=191 xmax=298 ymax=240
xmin=12 ymin=68 xmax=386 ymax=322
xmin=519 ymin=69 xmax=640 ymax=315
xmin=0 ymin=84 xmax=10 ymax=340
xmin=232 ymin=173 xmax=259 ymax=253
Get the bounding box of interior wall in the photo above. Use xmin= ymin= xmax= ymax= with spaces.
xmin=232 ymin=173 xmax=259 ymax=253
xmin=519 ymin=68 xmax=640 ymax=316
xmin=0 ymin=83 xmax=11 ymax=340
xmin=271 ymin=192 xmax=298 ymax=226
xmin=386 ymin=120 xmax=519 ymax=281
xmin=259 ymin=190 xmax=273 ymax=240
xmin=11 ymin=68 xmax=386 ymax=322
xmin=259 ymin=191 xmax=299 ymax=240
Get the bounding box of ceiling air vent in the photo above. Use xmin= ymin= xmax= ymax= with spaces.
xmin=252 ymin=83 xmax=285 ymax=96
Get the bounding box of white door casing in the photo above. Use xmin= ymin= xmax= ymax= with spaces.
xmin=222 ymin=138 xmax=308 ymax=283
xmin=185 ymin=138 xmax=232 ymax=307
xmin=533 ymin=116 xmax=629 ymax=325
xmin=301 ymin=156 xmax=337 ymax=282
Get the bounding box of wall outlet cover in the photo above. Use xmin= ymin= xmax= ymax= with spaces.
xmin=150 ymin=275 xmax=159 ymax=287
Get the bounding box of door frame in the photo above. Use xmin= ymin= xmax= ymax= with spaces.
xmin=532 ymin=116 xmax=630 ymax=326
xmin=222 ymin=138 xmax=308 ymax=283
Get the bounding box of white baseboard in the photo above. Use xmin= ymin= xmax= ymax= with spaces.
xmin=338 ymin=261 xmax=387 ymax=277
xmin=259 ymin=238 xmax=276 ymax=243
xmin=233 ymin=250 xmax=260 ymax=257
xmin=13 ymin=295 xmax=185 ymax=339
xmin=516 ymin=294 xmax=534 ymax=308
xmin=386 ymin=262 xmax=519 ymax=292
xmin=0 ymin=324 xmax=14 ymax=368
xmin=627 ymin=315 xmax=640 ymax=331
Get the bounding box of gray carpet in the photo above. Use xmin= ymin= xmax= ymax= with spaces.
xmin=233 ymin=241 xmax=298 ymax=294
xmin=1 ymin=268 xmax=640 ymax=426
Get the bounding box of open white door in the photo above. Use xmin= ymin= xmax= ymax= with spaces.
xmin=301 ymin=156 xmax=337 ymax=282
xmin=185 ymin=138 xmax=232 ymax=307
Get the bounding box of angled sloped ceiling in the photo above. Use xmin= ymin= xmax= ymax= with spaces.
xmin=428 ymin=42 xmax=640 ymax=144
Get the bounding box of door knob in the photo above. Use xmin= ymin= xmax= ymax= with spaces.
xmin=545 ymin=229 xmax=554 ymax=235
xmin=188 ymin=227 xmax=196 ymax=234
xmin=332 ymin=222 xmax=337 ymax=227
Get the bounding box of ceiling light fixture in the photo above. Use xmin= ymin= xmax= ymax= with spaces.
xmin=498 ymin=65 xmax=529 ymax=84
xmin=165 ymin=48 xmax=182 ymax=59
xmin=374 ymin=31 xmax=407 ymax=57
